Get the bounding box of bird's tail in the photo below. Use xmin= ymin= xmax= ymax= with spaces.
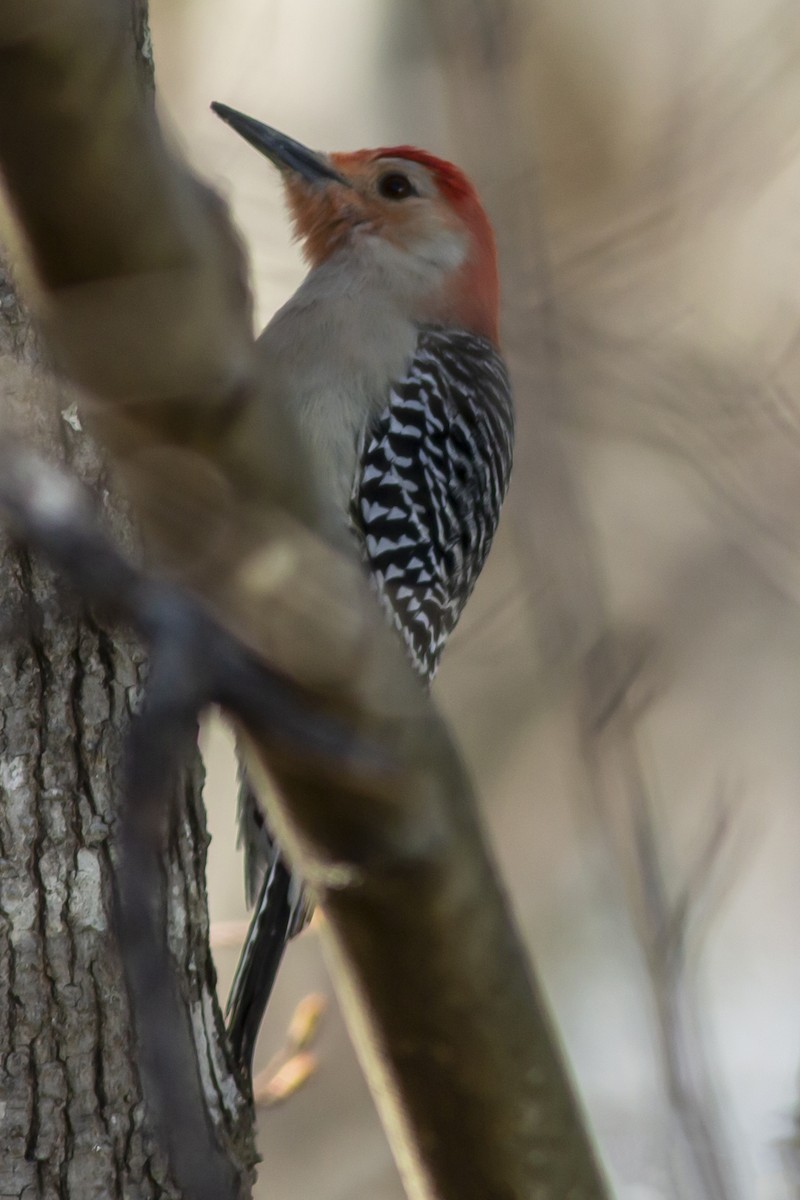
xmin=228 ymin=773 xmax=311 ymax=1078
xmin=226 ymin=851 xmax=294 ymax=1077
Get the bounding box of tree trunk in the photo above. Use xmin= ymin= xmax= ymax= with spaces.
xmin=0 ymin=11 xmax=255 ymax=1198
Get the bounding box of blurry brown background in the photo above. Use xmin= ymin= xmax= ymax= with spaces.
xmin=149 ymin=3 xmax=800 ymax=1197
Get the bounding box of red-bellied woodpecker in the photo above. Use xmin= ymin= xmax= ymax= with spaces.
xmin=211 ymin=102 xmax=514 ymax=1079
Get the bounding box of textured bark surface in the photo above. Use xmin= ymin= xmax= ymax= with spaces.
xmin=0 ymin=11 xmax=255 ymax=1194
xmin=0 ymin=247 xmax=254 ymax=1200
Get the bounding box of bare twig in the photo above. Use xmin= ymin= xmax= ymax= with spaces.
xmin=588 ymin=736 xmax=742 ymax=1200
xmin=117 ymin=646 xmax=237 ymax=1200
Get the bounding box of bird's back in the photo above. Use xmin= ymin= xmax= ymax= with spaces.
xmin=351 ymin=325 xmax=513 ymax=681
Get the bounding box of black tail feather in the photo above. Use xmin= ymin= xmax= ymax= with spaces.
xmin=226 ymin=855 xmax=293 ymax=1078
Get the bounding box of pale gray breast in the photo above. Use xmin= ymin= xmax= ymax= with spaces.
xmin=256 ymin=276 xmax=418 ymax=514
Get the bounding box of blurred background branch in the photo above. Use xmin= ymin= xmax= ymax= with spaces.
xmin=425 ymin=7 xmax=744 ymax=1196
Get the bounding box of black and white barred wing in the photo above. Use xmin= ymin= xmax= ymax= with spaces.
xmin=351 ymin=328 xmax=514 ymax=682
xmin=228 ymin=330 xmax=512 ymax=1071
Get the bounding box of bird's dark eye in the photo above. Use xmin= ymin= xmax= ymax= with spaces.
xmin=378 ymin=172 xmax=416 ymax=200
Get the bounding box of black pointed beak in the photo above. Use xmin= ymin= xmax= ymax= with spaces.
xmin=211 ymin=102 xmax=348 ymax=187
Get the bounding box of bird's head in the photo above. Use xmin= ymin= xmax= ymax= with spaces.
xmin=212 ymin=103 xmax=500 ymax=344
